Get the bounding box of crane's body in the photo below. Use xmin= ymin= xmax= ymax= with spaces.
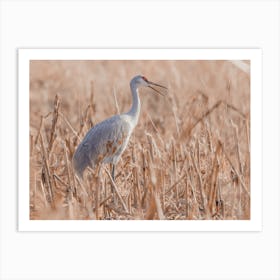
xmin=73 ymin=75 xmax=166 ymax=179
xmin=73 ymin=114 xmax=134 ymax=178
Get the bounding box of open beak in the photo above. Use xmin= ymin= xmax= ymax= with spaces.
xmin=148 ymin=81 xmax=167 ymax=96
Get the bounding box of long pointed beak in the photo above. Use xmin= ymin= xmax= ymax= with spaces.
xmin=148 ymin=81 xmax=168 ymax=96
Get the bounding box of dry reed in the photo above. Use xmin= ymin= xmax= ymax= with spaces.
xmin=29 ymin=60 xmax=250 ymax=220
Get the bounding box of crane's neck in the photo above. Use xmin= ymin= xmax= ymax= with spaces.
xmin=127 ymin=82 xmax=141 ymax=127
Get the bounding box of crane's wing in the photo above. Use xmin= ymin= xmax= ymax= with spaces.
xmin=73 ymin=115 xmax=131 ymax=178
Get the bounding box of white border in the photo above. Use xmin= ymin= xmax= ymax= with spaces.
xmin=18 ymin=48 xmax=262 ymax=231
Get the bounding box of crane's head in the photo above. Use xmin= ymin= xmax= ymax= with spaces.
xmin=131 ymin=75 xmax=167 ymax=96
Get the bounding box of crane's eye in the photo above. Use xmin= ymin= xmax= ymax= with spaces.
xmin=142 ymin=76 xmax=148 ymax=82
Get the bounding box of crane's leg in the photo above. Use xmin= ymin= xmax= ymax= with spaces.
xmin=111 ymin=164 xmax=115 ymax=182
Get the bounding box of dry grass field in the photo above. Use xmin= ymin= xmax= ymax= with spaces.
xmin=29 ymin=60 xmax=250 ymax=220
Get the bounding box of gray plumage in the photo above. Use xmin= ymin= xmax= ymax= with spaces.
xmin=73 ymin=114 xmax=132 ymax=178
xmin=72 ymin=75 xmax=167 ymax=179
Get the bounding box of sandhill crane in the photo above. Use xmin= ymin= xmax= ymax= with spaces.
xmin=72 ymin=75 xmax=167 ymax=180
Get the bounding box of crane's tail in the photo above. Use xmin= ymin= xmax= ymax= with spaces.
xmin=72 ymin=157 xmax=84 ymax=179
xmin=72 ymin=148 xmax=91 ymax=179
